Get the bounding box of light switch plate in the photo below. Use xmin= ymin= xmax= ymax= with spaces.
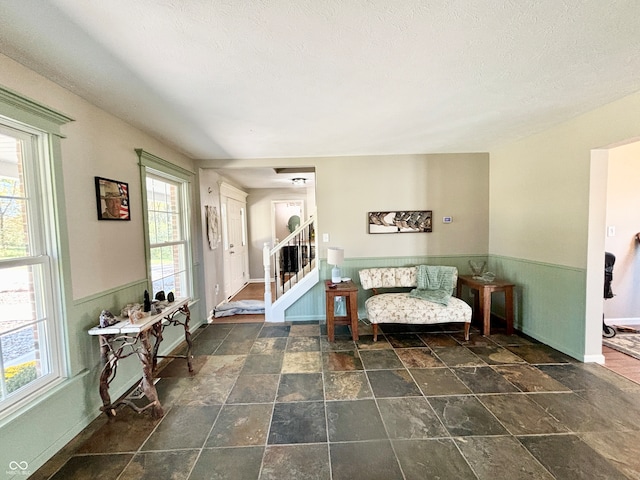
xmin=322 ymin=233 xmax=330 ymax=242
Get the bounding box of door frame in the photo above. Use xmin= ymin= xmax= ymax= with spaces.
xmin=220 ymin=182 xmax=249 ymax=299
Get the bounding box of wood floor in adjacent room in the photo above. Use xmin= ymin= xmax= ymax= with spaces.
xmin=210 ymin=282 xmax=267 ymax=324
xmin=602 ymin=345 xmax=640 ymax=384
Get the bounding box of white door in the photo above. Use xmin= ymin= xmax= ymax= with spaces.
xmin=224 ymin=197 xmax=248 ymax=298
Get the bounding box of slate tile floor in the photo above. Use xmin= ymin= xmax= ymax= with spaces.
xmin=34 ymin=321 xmax=640 ymax=480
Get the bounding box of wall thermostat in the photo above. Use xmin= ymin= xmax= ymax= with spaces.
xmin=442 ymin=216 xmax=453 ymax=224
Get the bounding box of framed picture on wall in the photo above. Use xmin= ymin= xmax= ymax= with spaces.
xmin=95 ymin=176 xmax=130 ymax=221
xmin=368 ymin=210 xmax=432 ymax=233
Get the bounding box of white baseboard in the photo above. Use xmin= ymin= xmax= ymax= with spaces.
xmin=604 ymin=317 xmax=640 ymax=326
xmin=583 ymin=354 xmax=605 ymax=364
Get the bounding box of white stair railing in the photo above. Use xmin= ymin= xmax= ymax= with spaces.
xmin=263 ymin=217 xmax=318 ymax=322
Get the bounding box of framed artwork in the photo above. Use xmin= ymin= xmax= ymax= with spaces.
xmin=95 ymin=176 xmax=130 ymax=221
xmin=368 ymin=210 xmax=432 ymax=233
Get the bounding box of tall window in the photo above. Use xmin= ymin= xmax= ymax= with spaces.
xmin=137 ymin=147 xmax=195 ymax=303
xmin=146 ymin=173 xmax=191 ymax=297
xmin=0 ymin=121 xmax=62 ymax=413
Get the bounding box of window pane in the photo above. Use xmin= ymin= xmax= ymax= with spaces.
xmin=168 ymin=212 xmax=180 ymax=242
xmin=0 ymin=265 xmax=46 ymax=324
xmin=150 ymin=244 xmax=187 ymax=298
xmin=0 ymin=133 xmax=30 ymax=259
xmin=0 ymin=264 xmax=50 ymax=399
xmin=157 ymin=212 xmax=169 ymax=243
xmin=2 ymin=324 xmax=46 ymax=396
xmin=147 ymin=177 xmax=182 ymax=245
xmin=0 ymin=197 xmax=28 ymax=259
xmin=148 ymin=210 xmax=158 ymax=244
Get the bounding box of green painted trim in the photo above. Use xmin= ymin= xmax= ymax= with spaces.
xmin=136 ymin=149 xmax=200 ymax=308
xmin=489 ymin=254 xmax=584 ymax=273
xmin=0 ymin=85 xmax=74 ymax=135
xmin=48 ymin=131 xmax=74 ymax=376
xmin=139 ymin=161 xmax=153 ymax=294
xmin=0 ymin=90 xmax=76 ymax=401
xmin=346 ymin=254 xmax=489 ymax=262
xmin=73 ymin=279 xmax=149 ymax=305
xmin=135 ymin=148 xmax=195 ymax=179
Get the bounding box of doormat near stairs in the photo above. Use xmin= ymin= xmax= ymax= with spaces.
xmin=213 ymin=299 xmax=265 ymax=318
xmin=603 ymin=330 xmax=640 ymax=361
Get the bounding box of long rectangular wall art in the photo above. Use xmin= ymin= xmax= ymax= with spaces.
xmin=368 ymin=211 xmax=432 ymax=233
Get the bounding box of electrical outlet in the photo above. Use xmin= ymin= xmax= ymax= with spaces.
xmin=322 ymin=233 xmax=330 ymax=242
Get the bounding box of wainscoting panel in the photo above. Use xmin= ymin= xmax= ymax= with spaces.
xmin=489 ymin=255 xmax=586 ymax=360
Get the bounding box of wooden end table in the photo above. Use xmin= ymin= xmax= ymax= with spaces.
xmin=325 ymin=280 xmax=359 ymax=342
xmin=457 ymin=275 xmax=514 ymax=336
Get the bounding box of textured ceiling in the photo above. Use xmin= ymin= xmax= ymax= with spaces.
xmin=1 ymin=0 xmax=640 ymax=163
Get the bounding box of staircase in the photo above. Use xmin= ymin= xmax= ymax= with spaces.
xmin=263 ymin=217 xmax=319 ymax=322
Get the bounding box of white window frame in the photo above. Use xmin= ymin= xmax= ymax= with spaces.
xmin=137 ymin=149 xmax=194 ymax=299
xmin=0 ymin=86 xmax=72 ymax=418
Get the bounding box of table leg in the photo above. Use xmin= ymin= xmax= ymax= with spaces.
xmin=348 ymin=292 xmax=359 ymax=341
xmin=481 ymin=289 xmax=492 ymax=336
xmin=138 ymin=330 xmax=164 ymax=418
xmin=151 ymin=322 xmax=163 ymax=372
xmin=98 ymin=335 xmax=117 ymax=417
xmin=471 ymin=289 xmax=480 ymax=323
xmin=326 ymin=294 xmax=335 ymax=342
xmin=181 ymin=304 xmax=194 ymax=372
xmin=505 ymin=287 xmax=514 ymax=335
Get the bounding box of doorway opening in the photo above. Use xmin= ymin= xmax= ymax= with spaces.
xmin=587 ymin=138 xmax=640 ymax=380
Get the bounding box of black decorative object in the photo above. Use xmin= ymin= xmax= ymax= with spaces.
xmin=155 ymin=291 xmax=166 ymax=301
xmin=143 ymin=290 xmax=151 ymax=312
xmin=167 ymin=292 xmax=175 ymax=303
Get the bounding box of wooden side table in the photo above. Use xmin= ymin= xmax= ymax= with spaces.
xmin=457 ymin=275 xmax=514 ymax=336
xmin=325 ymin=280 xmax=359 ymax=342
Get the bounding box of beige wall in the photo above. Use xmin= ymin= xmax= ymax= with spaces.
xmin=604 ymin=140 xmax=640 ymax=322
xmin=202 ymin=153 xmax=490 ymax=268
xmin=199 ymin=168 xmax=225 ymax=316
xmin=0 ymin=53 xmax=195 ymax=300
xmin=246 ymin=188 xmax=313 ymax=279
xmin=315 ymin=154 xmax=490 ymax=259
xmin=489 ymin=89 xmax=640 ymax=361
xmin=490 ymin=91 xmax=640 ymax=269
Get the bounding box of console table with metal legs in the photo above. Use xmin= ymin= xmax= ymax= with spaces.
xmin=88 ymin=297 xmax=193 ymax=418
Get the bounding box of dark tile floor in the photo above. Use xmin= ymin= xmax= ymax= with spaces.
xmin=33 ymin=321 xmax=640 ymax=480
